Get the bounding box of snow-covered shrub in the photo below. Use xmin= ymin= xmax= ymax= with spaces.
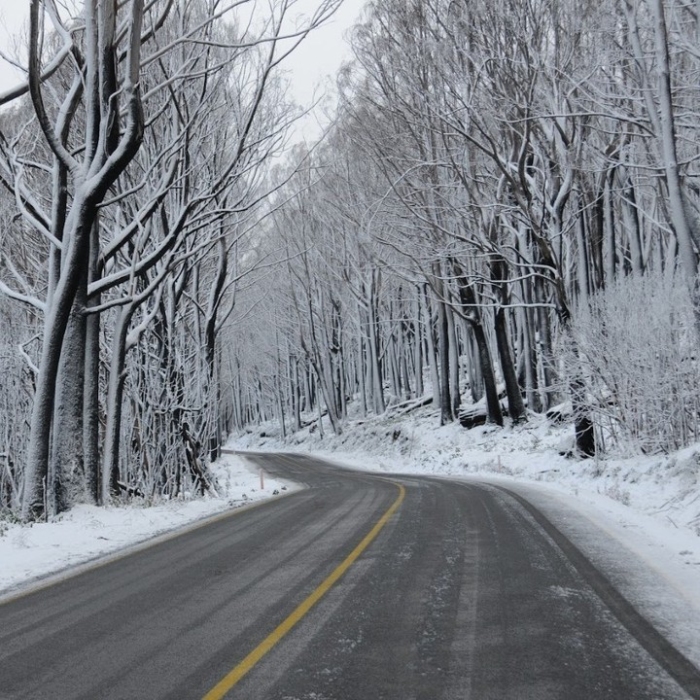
xmin=565 ymin=267 xmax=700 ymax=454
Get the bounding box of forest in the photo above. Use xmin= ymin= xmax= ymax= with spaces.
xmin=1 ymin=0 xmax=700 ymax=521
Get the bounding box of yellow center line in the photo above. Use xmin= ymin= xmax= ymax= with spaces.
xmin=202 ymin=482 xmax=406 ymax=700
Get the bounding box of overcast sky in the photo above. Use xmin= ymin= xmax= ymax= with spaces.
xmin=0 ymin=0 xmax=366 ymax=138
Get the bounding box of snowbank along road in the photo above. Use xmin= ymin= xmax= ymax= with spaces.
xmin=1 ymin=452 xmax=699 ymax=699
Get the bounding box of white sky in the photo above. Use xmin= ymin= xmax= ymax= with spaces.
xmin=0 ymin=1 xmax=27 ymax=90
xmin=0 ymin=0 xmax=367 ymax=138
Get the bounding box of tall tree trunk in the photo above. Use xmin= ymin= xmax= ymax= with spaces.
xmin=447 ymin=304 xmax=461 ymax=416
xmin=102 ymin=305 xmax=134 ymax=503
xmin=535 ymin=276 xmax=557 ymax=410
xmin=603 ymin=169 xmax=617 ymax=284
xmin=650 ymin=0 xmax=700 ymax=282
xmin=22 ymin=212 xmax=93 ymax=520
xmin=291 ymin=356 xmax=301 ymax=431
xmin=576 ymin=202 xmax=591 ymax=301
xmin=622 ymin=173 xmax=645 ymax=275
xmin=453 ymin=264 xmax=503 ymax=426
xmin=423 ymin=287 xmax=441 ymax=408
xmin=491 ymin=256 xmax=526 ymax=423
xmin=51 ymin=283 xmax=88 ymax=514
xmin=471 ymin=320 xmax=503 ymax=426
xmin=467 ymin=330 xmax=483 ymax=403
xmin=357 ymin=329 xmax=367 ymax=417
xmin=84 ymin=220 xmax=101 ymax=505
xmin=368 ymin=289 xmax=385 ymax=414
xmin=519 ymin=265 xmax=541 ymax=413
xmin=433 ymin=265 xmax=454 ymax=425
xmin=413 ymin=290 xmax=424 ymax=397
xmin=494 ymin=304 xmax=526 ymax=424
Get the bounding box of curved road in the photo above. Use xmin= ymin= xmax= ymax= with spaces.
xmin=0 ymin=453 xmax=698 ymax=699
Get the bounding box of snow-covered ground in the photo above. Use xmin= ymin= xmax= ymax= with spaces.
xmin=0 ymin=453 xmax=296 ymax=600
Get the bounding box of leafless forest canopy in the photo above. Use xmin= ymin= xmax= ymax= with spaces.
xmin=1 ymin=0 xmax=699 ymax=519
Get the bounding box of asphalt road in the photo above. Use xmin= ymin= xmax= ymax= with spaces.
xmin=1 ymin=452 xmax=699 ymax=699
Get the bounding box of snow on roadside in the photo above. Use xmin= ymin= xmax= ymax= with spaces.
xmin=0 ymin=453 xmax=296 ymax=598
